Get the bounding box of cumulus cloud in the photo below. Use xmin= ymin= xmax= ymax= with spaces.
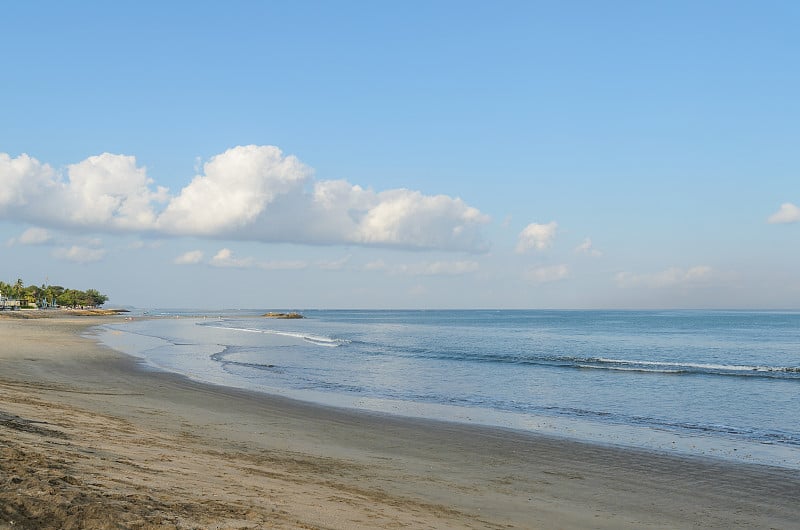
xmin=525 ymin=264 xmax=569 ymax=283
xmin=575 ymin=237 xmax=602 ymax=257
xmin=615 ymin=266 xmax=714 ymax=288
xmin=158 ymin=145 xmax=311 ymax=235
xmin=0 ymin=153 xmax=58 ymax=210
xmin=354 ymin=189 xmax=488 ymax=250
xmin=768 ymin=202 xmax=800 ymax=224
xmin=516 ymin=222 xmax=558 ymax=253
xmin=208 ymin=248 xmax=307 ymax=270
xmin=52 ymin=245 xmax=106 ymax=263
xmin=363 ymin=259 xmax=480 ymax=276
xmin=209 ymin=248 xmax=254 ymax=268
xmin=0 ymin=152 xmax=168 ymax=231
xmin=64 ymin=154 xmax=169 ymax=229
xmin=8 ymin=227 xmax=52 ymax=246
xmin=174 ymin=250 xmax=204 ymax=265
xmin=0 ymin=147 xmax=490 ymax=251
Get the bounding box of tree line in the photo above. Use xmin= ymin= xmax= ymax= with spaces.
xmin=0 ymin=279 xmax=109 ymax=308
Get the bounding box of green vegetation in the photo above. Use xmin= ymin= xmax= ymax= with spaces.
xmin=0 ymin=278 xmax=109 ymax=308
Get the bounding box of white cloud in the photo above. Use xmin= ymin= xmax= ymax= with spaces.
xmin=298 ymin=180 xmax=490 ymax=250
xmin=363 ymin=259 xmax=480 ymax=276
xmin=0 ymin=147 xmax=490 ymax=252
xmin=525 ymin=264 xmax=569 ymax=283
xmin=353 ymin=188 xmax=489 ymax=250
xmin=207 ymin=248 xmax=307 ymax=270
xmin=52 ymin=245 xmax=106 ymax=263
xmin=575 ymin=237 xmax=602 ymax=257
xmin=209 ymin=248 xmax=254 ymax=268
xmin=174 ymin=250 xmax=204 ymax=265
xmin=0 ymin=153 xmax=58 ymax=210
xmin=0 ymin=152 xmax=167 ymax=231
xmin=516 ymin=222 xmax=558 ymax=253
xmin=8 ymin=227 xmax=52 ymax=246
xmin=63 ymin=154 xmax=169 ymax=229
xmin=768 ymin=202 xmax=800 ymax=224
xmin=615 ymin=266 xmax=714 ymax=288
xmin=158 ymin=145 xmax=311 ymax=235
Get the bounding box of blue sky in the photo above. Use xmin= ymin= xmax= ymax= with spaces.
xmin=1 ymin=1 xmax=798 ymax=309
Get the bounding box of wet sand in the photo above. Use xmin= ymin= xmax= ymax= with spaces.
xmin=1 ymin=315 xmax=798 ymax=529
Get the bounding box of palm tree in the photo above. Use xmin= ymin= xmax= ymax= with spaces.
xmin=13 ymin=278 xmax=24 ymax=301
xmin=23 ymin=285 xmax=39 ymax=307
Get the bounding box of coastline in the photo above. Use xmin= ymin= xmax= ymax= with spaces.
xmin=1 ymin=316 xmax=799 ymax=529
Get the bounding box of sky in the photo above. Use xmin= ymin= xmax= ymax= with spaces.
xmin=1 ymin=1 xmax=798 ymax=309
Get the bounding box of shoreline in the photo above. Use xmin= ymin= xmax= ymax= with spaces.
xmin=2 ymin=317 xmax=799 ymax=528
xmin=98 ymin=314 xmax=800 ymax=471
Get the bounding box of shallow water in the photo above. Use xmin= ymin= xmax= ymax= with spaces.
xmin=97 ymin=309 xmax=800 ymax=468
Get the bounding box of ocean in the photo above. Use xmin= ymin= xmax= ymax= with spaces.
xmin=96 ymin=309 xmax=800 ymax=469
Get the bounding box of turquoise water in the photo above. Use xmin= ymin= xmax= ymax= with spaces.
xmin=98 ymin=310 xmax=800 ymax=468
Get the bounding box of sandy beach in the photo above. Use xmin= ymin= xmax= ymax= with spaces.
xmin=1 ymin=315 xmax=798 ymax=529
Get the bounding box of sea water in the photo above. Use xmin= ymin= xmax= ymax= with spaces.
xmin=96 ymin=310 xmax=800 ymax=468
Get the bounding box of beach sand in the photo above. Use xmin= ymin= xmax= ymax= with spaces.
xmin=1 ymin=315 xmax=798 ymax=529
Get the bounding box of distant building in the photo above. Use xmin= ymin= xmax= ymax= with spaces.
xmin=0 ymin=292 xmax=21 ymax=310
